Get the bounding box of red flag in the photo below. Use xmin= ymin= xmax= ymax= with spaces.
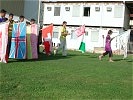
xmin=75 ymin=25 xmax=85 ymax=37
xmin=42 ymin=24 xmax=53 ymax=55
xmin=42 ymin=24 xmax=53 ymax=38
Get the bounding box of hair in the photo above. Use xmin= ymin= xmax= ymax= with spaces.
xmin=63 ymin=21 xmax=67 ymax=24
xmin=9 ymin=13 xmax=14 ymax=17
xmin=30 ymin=18 xmax=36 ymax=22
xmin=0 ymin=9 xmax=6 ymax=13
xmin=19 ymin=15 xmax=25 ymax=19
xmin=108 ymin=30 xmax=113 ymax=34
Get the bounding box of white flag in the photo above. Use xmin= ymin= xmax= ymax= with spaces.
xmin=0 ymin=22 xmax=9 ymax=63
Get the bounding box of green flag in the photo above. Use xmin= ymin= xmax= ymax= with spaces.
xmin=79 ymin=35 xmax=85 ymax=53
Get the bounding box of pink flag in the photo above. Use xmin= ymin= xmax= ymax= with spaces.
xmin=75 ymin=25 xmax=85 ymax=37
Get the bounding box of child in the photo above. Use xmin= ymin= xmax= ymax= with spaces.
xmin=43 ymin=33 xmax=52 ymax=56
xmin=99 ymin=30 xmax=114 ymax=62
xmin=19 ymin=15 xmax=25 ymax=22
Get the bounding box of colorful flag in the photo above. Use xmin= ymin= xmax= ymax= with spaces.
xmin=42 ymin=24 xmax=53 ymax=55
xmin=26 ymin=24 xmax=38 ymax=59
xmin=75 ymin=25 xmax=85 ymax=37
xmin=79 ymin=34 xmax=86 ymax=53
xmin=75 ymin=25 xmax=86 ymax=53
xmin=9 ymin=22 xmax=26 ymax=59
xmin=0 ymin=22 xmax=9 ymax=63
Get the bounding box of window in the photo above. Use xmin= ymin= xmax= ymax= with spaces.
xmin=65 ymin=7 xmax=70 ymax=11
xmin=72 ymin=5 xmax=80 ymax=17
xmin=95 ymin=7 xmax=100 ymax=12
xmin=114 ymin=5 xmax=123 ymax=18
xmin=54 ymin=7 xmax=60 ymax=16
xmin=85 ymin=31 xmax=88 ymax=36
xmin=53 ymin=31 xmax=59 ymax=38
xmin=107 ymin=7 xmax=112 ymax=12
xmin=83 ymin=7 xmax=90 ymax=16
xmin=71 ymin=30 xmax=77 ymax=39
xmin=47 ymin=7 xmax=52 ymax=11
xmin=91 ymin=30 xmax=99 ymax=42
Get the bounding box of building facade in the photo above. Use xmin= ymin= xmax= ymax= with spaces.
xmin=42 ymin=0 xmax=133 ymax=53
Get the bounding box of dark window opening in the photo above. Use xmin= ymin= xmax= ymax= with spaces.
xmin=83 ymin=7 xmax=90 ymax=17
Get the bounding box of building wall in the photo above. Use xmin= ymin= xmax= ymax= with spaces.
xmin=43 ymin=2 xmax=125 ymax=27
xmin=52 ymin=26 xmax=121 ymax=52
xmin=24 ymin=0 xmax=39 ymax=22
xmin=123 ymin=5 xmax=130 ymax=29
xmin=1 ymin=0 xmax=24 ymax=16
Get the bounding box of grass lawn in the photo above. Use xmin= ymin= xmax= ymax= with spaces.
xmin=0 ymin=51 xmax=133 ymax=100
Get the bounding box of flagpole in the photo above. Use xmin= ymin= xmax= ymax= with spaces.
xmin=38 ymin=0 xmax=41 ymax=26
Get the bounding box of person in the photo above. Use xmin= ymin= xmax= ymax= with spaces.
xmin=43 ymin=33 xmax=52 ymax=56
xmin=30 ymin=18 xmax=41 ymax=54
xmin=19 ymin=15 xmax=25 ymax=22
xmin=54 ymin=21 xmax=70 ymax=56
xmin=30 ymin=18 xmax=36 ymax=25
xmin=38 ymin=29 xmax=42 ymax=54
xmin=99 ymin=30 xmax=115 ymax=62
xmin=7 ymin=13 xmax=14 ymax=56
xmin=0 ymin=9 xmax=8 ymax=23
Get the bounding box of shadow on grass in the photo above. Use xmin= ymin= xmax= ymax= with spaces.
xmin=113 ymin=58 xmax=133 ymax=63
xmin=8 ymin=53 xmax=78 ymax=63
xmin=113 ymin=59 xmax=124 ymax=61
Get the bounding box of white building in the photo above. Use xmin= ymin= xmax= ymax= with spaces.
xmin=42 ymin=0 xmax=133 ymax=53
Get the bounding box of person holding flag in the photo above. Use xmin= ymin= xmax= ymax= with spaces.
xmin=54 ymin=21 xmax=70 ymax=56
xmin=0 ymin=9 xmax=8 ymax=23
xmin=99 ymin=30 xmax=115 ymax=62
xmin=7 ymin=13 xmax=14 ymax=56
xmin=42 ymin=23 xmax=53 ymax=56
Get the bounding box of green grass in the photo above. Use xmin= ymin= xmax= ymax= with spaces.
xmin=0 ymin=51 xmax=133 ymax=100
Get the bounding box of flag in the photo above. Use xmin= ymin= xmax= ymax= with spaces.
xmin=79 ymin=34 xmax=86 ymax=53
xmin=9 ymin=22 xmax=26 ymax=59
xmin=26 ymin=24 xmax=38 ymax=59
xmin=42 ymin=24 xmax=53 ymax=55
xmin=119 ymin=30 xmax=130 ymax=59
xmin=42 ymin=24 xmax=53 ymax=38
xmin=75 ymin=25 xmax=85 ymax=37
xmin=0 ymin=22 xmax=9 ymax=63
xmin=75 ymin=25 xmax=86 ymax=53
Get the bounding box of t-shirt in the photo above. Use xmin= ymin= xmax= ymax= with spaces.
xmin=0 ymin=17 xmax=8 ymax=23
xmin=8 ymin=20 xmax=14 ymax=38
xmin=60 ymin=26 xmax=67 ymax=39
xmin=105 ymin=34 xmax=112 ymax=51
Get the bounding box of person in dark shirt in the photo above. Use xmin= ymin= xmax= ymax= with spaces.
xmin=0 ymin=9 xmax=8 ymax=23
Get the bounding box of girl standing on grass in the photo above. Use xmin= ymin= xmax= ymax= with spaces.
xmin=99 ymin=30 xmax=115 ymax=62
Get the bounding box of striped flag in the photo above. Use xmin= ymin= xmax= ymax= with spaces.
xmin=0 ymin=22 xmax=9 ymax=63
xmin=9 ymin=22 xmax=26 ymax=59
xmin=79 ymin=34 xmax=86 ymax=53
xmin=26 ymin=24 xmax=38 ymax=59
xmin=74 ymin=25 xmax=86 ymax=53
